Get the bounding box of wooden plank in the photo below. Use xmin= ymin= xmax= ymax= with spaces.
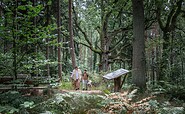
xmin=103 ymin=68 xmax=129 ymax=80
xmin=0 ymin=86 xmax=47 ymax=92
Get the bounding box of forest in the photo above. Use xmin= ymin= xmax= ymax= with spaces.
xmin=0 ymin=0 xmax=185 ymax=113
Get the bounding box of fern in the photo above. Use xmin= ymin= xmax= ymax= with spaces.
xmin=127 ymin=89 xmax=138 ymax=99
xmin=0 ymin=105 xmax=19 ymax=114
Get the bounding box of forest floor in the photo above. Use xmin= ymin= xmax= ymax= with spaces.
xmin=58 ymin=89 xmax=103 ymax=94
xmin=56 ymin=88 xmax=185 ymax=114
xmin=0 ymin=85 xmax=184 ymax=113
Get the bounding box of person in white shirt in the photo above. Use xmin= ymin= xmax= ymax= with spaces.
xmin=70 ymin=66 xmax=82 ymax=90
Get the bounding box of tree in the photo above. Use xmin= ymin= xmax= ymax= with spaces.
xmin=132 ymin=0 xmax=146 ymax=88
xmin=155 ymin=0 xmax=183 ymax=80
xmin=44 ymin=0 xmax=51 ymax=77
xmin=57 ymin=0 xmax=62 ymax=81
xmin=69 ymin=0 xmax=76 ymax=68
xmin=12 ymin=0 xmax=18 ymax=80
xmin=73 ymin=0 xmax=132 ymax=72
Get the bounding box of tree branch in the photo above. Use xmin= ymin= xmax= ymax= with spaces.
xmin=73 ymin=6 xmax=92 ymax=46
xmin=166 ymin=5 xmax=176 ymax=30
xmin=76 ymin=40 xmax=102 ymax=54
xmin=108 ymin=26 xmax=131 ymax=37
xmin=155 ymin=2 xmax=165 ymax=31
xmin=73 ymin=4 xmax=104 ymax=53
xmin=169 ymin=0 xmax=183 ymax=31
xmin=109 ymin=43 xmax=130 ymax=59
xmin=109 ymin=36 xmax=126 ymax=53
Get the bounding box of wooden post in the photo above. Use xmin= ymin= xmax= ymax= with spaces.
xmin=114 ymin=77 xmax=121 ymax=92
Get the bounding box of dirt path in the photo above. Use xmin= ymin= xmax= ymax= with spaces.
xmin=58 ymin=89 xmax=103 ymax=95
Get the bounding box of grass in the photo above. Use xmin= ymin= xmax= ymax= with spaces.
xmin=59 ymin=81 xmax=73 ymax=90
xmin=59 ymin=80 xmax=109 ymax=92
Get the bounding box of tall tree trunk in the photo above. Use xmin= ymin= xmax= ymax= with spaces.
xmin=13 ymin=19 xmax=17 ymax=80
xmin=46 ymin=1 xmax=50 ymax=77
xmin=100 ymin=0 xmax=109 ymax=72
xmin=57 ymin=0 xmax=62 ymax=81
xmin=0 ymin=1 xmax=2 ymax=16
xmin=90 ymin=30 xmax=93 ymax=71
xmin=13 ymin=0 xmax=18 ymax=80
xmin=93 ymin=38 xmax=98 ymax=71
xmin=181 ymin=45 xmax=184 ymax=83
xmin=33 ymin=0 xmax=39 ymax=77
xmin=46 ymin=39 xmax=50 ymax=77
xmin=132 ymin=0 xmax=146 ymax=88
xmin=69 ymin=0 xmax=76 ymax=68
xmin=151 ymin=49 xmax=155 ymax=85
xmin=4 ymin=20 xmax=7 ymax=54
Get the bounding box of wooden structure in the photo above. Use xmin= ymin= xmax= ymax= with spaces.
xmin=103 ymin=68 xmax=129 ymax=92
xmin=0 ymin=74 xmax=48 ymax=92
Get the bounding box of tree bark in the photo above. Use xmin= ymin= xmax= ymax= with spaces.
xmin=132 ymin=0 xmax=146 ymax=88
xmin=46 ymin=1 xmax=50 ymax=77
xmin=57 ymin=0 xmax=62 ymax=81
xmin=12 ymin=0 xmax=18 ymax=80
xmin=100 ymin=0 xmax=110 ymax=71
xmin=33 ymin=0 xmax=38 ymax=77
xmin=69 ymin=0 xmax=76 ymax=68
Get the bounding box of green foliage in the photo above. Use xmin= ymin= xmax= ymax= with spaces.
xmin=28 ymin=92 xmax=106 ymax=114
xmin=47 ymin=0 xmax=52 ymax=6
xmin=0 ymin=90 xmax=45 ymax=113
xmin=59 ymin=81 xmax=73 ymax=90
xmin=0 ymin=105 xmax=19 ymax=114
xmin=159 ymin=107 xmax=185 ymax=114
xmin=0 ymin=84 xmax=184 ymax=114
xmin=165 ymin=85 xmax=185 ymax=101
xmin=20 ymin=101 xmax=34 ymax=108
xmin=103 ymin=89 xmax=111 ymax=95
xmin=0 ymin=53 xmax=14 ymax=76
xmin=148 ymin=81 xmax=185 ymax=101
xmin=59 ymin=93 xmax=105 ymax=113
xmin=0 ymin=0 xmax=59 ymax=77
xmin=127 ymin=89 xmax=138 ymax=99
xmin=0 ymin=91 xmax=24 ymax=108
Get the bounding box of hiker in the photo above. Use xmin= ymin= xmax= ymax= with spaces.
xmin=70 ymin=66 xmax=82 ymax=90
xmin=82 ymin=69 xmax=89 ymax=90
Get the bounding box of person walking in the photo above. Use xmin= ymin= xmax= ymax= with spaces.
xmin=82 ymin=69 xmax=89 ymax=90
xmin=70 ymin=66 xmax=82 ymax=90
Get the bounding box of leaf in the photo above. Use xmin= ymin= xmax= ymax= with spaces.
xmin=148 ymin=100 xmax=159 ymax=108
xmin=103 ymin=89 xmax=111 ymax=95
xmin=18 ymin=6 xmax=26 ymax=10
xmin=127 ymin=89 xmax=138 ymax=99
xmin=0 ymin=106 xmax=6 ymax=112
xmin=20 ymin=101 xmax=34 ymax=108
xmin=47 ymin=0 xmax=52 ymax=5
xmin=0 ymin=106 xmax=19 ymax=113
